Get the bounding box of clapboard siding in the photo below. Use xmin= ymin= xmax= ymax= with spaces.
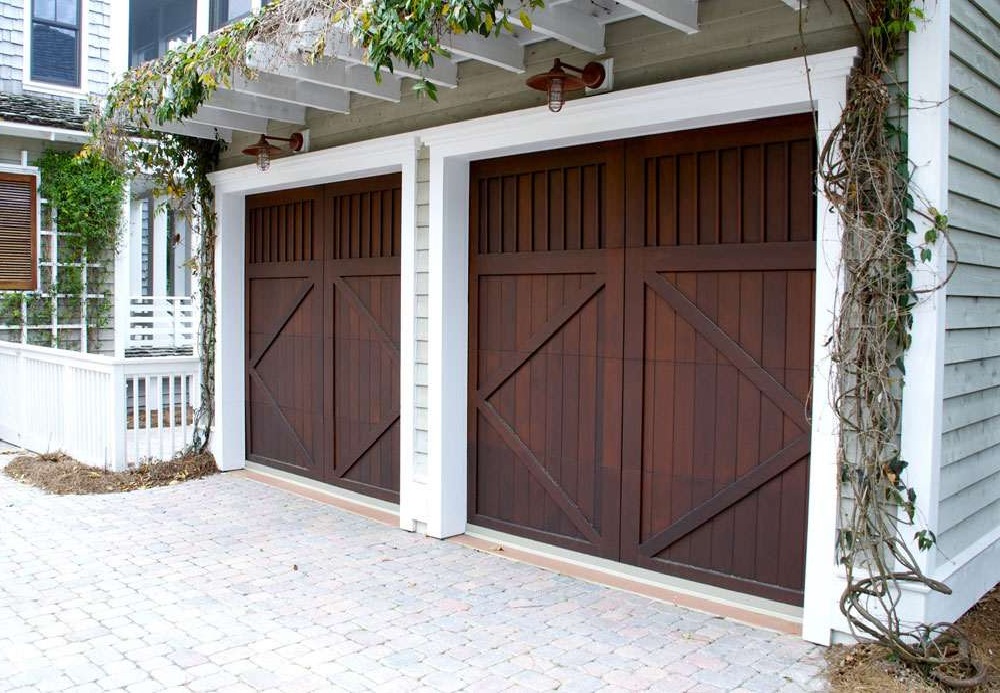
xmin=218 ymin=0 xmax=857 ymax=169
xmin=939 ymin=0 xmax=1000 ymax=558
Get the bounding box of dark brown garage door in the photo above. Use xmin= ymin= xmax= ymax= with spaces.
xmin=246 ymin=174 xmax=401 ymax=501
xmin=469 ymin=115 xmax=815 ymax=604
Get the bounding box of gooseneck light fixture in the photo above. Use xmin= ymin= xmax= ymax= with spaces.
xmin=526 ymin=59 xmax=606 ymax=113
xmin=242 ymin=132 xmax=304 ymax=172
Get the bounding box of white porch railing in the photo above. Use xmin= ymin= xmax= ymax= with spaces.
xmin=128 ymin=296 xmax=198 ymax=353
xmin=0 ymin=342 xmax=200 ymax=471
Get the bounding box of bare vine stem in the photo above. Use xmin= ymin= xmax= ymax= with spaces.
xmin=820 ymin=1 xmax=983 ymax=686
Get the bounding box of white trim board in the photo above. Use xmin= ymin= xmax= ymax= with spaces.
xmin=419 ymin=47 xmax=857 ymax=646
xmin=208 ymin=48 xmax=859 ymax=645
xmin=208 ymin=134 xmax=421 ymax=519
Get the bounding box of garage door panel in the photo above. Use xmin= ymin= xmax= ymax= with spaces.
xmin=326 ymin=269 xmax=401 ymax=499
xmin=472 ymin=115 xmax=815 ymax=603
xmin=474 ymin=408 xmax=595 ymax=543
xmin=247 ymin=175 xmax=400 ymax=499
xmin=472 ymin=274 xmax=619 ymax=552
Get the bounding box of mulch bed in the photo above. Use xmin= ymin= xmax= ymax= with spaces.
xmin=827 ymin=583 xmax=1000 ymax=692
xmin=2 ymin=450 xmax=217 ymax=494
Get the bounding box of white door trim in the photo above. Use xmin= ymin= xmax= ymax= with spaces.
xmin=209 ymin=134 xmax=420 ymax=536
xmin=419 ymin=48 xmax=857 ymax=645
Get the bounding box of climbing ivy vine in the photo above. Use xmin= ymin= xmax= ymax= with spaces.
xmin=0 ymin=150 xmax=125 ymax=351
xmin=819 ymin=0 xmax=982 ymax=686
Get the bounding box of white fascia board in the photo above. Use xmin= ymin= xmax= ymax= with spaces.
xmin=503 ymin=1 xmax=605 ymax=54
xmin=421 ymin=48 xmax=857 ymax=157
xmin=0 ymin=122 xmax=90 ymax=144
xmin=187 ymin=106 xmax=269 ymax=134
xmin=209 ymin=88 xmax=308 ymax=125
xmin=210 ymin=133 xmax=420 ymax=195
xmin=612 ymin=0 xmax=698 ymax=34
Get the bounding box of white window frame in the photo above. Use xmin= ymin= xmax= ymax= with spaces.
xmin=198 ymin=0 xmax=266 ymax=37
xmin=22 ymin=0 xmax=91 ymax=97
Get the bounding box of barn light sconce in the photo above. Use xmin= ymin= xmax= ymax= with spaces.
xmin=526 ymin=59 xmax=607 ymax=113
xmin=242 ymin=132 xmax=304 ymax=172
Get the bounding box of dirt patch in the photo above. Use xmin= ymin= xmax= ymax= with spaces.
xmin=2 ymin=451 xmax=217 ymax=494
xmin=827 ymin=584 xmax=1000 ymax=692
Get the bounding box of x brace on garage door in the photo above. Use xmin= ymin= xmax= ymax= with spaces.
xmin=468 ymin=115 xmax=816 ymax=605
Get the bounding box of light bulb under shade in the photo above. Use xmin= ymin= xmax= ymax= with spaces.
xmin=257 ymin=149 xmax=270 ymax=172
xmin=547 ymin=77 xmax=565 ymax=113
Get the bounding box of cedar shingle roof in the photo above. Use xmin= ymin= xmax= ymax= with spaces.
xmin=0 ymin=93 xmax=91 ymax=131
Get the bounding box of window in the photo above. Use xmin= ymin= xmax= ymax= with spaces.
xmin=129 ymin=0 xmax=196 ymax=67
xmin=209 ymin=0 xmax=252 ymax=31
xmin=0 ymin=173 xmax=39 ymax=291
xmin=30 ymin=0 xmax=81 ymax=87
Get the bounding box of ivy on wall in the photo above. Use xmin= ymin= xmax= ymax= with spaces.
xmin=0 ymin=150 xmax=125 ymax=351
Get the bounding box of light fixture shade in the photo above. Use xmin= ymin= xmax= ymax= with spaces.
xmin=527 ymin=59 xmax=606 ymax=113
xmin=242 ymin=133 xmax=304 ymax=172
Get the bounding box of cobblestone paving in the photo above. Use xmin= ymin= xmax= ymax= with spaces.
xmin=0 ymin=447 xmax=827 ymax=692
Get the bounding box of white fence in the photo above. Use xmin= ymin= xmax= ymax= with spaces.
xmin=0 ymin=342 xmax=200 ymax=470
xmin=128 ymin=296 xmax=198 ymax=352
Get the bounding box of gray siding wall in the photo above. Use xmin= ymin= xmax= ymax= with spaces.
xmin=939 ymin=0 xmax=1000 ymax=559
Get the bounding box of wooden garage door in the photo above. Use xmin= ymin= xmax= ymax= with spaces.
xmin=469 ymin=115 xmax=815 ymax=604
xmin=246 ymin=174 xmax=401 ymax=501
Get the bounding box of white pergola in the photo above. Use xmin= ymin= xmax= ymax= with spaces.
xmin=156 ymin=0 xmax=806 ymax=141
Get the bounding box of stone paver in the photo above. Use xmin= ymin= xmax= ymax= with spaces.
xmin=0 ymin=446 xmax=827 ymax=691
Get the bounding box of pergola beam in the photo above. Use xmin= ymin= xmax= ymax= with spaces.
xmin=247 ymin=46 xmax=402 ymax=102
xmin=208 ymin=88 xmax=307 ymax=125
xmin=443 ymin=32 xmax=525 ymax=73
xmin=612 ymin=0 xmax=698 ymax=33
xmin=153 ymin=121 xmax=233 ymax=142
xmin=230 ymin=72 xmax=352 ymax=113
xmin=186 ymin=106 xmax=269 ymax=134
xmin=285 ymin=25 xmax=459 ymax=87
xmin=502 ymin=1 xmax=605 ymax=54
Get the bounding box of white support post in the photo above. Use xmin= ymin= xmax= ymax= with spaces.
xmin=397 ymin=144 xmax=421 ymax=533
xmin=108 ymin=0 xmax=129 ymax=78
xmin=129 ymin=198 xmax=143 ymax=296
xmin=425 ymin=154 xmax=469 ymax=539
xmin=212 ymin=193 xmax=246 ymax=470
xmin=899 ymin=0 xmax=949 ymax=578
xmin=152 ymin=197 xmax=169 ymax=297
xmin=196 ymin=0 xmax=210 ymax=38
xmin=800 ymin=80 xmax=853 ymax=646
xmin=108 ymin=363 xmax=128 ymax=471
xmin=114 ymin=182 xmax=133 ymax=358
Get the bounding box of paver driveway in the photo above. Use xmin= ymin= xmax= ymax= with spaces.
xmin=0 ymin=448 xmax=827 ymax=692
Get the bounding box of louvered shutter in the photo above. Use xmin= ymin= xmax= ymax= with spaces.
xmin=0 ymin=172 xmax=38 ymax=290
